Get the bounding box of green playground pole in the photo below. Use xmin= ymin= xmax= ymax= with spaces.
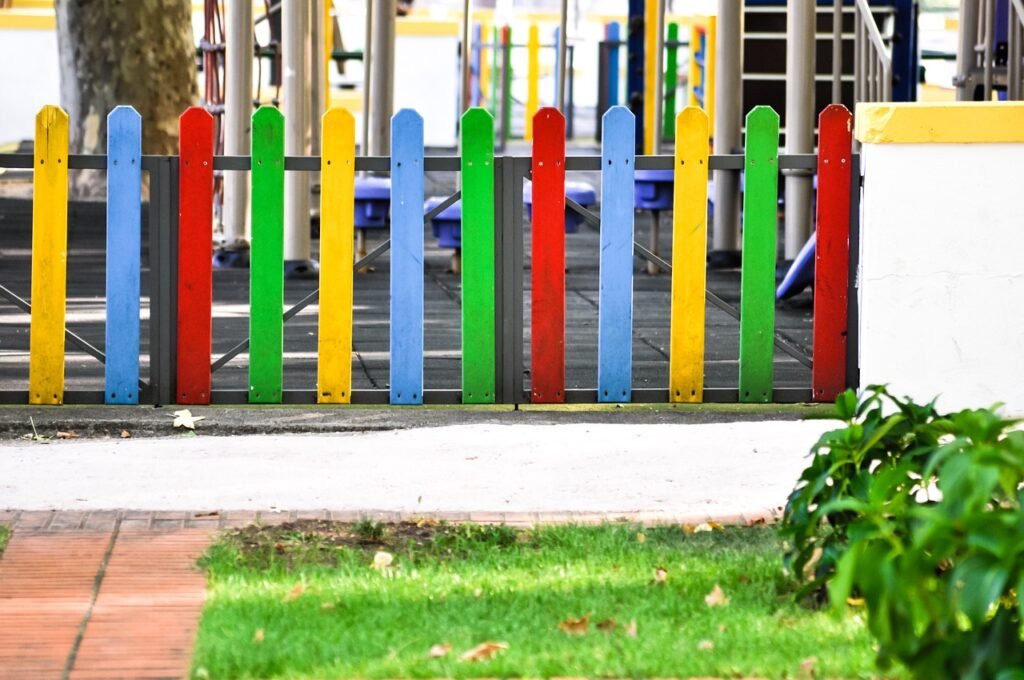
xmin=663 ymin=22 xmax=679 ymax=141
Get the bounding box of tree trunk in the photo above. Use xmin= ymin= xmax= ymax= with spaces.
xmin=55 ymin=0 xmax=197 ymax=197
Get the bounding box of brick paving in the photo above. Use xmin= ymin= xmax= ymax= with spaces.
xmin=0 ymin=508 xmax=774 ymax=679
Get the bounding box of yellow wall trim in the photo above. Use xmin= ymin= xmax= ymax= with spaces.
xmin=856 ymin=102 xmax=1024 ymax=144
xmin=0 ymin=9 xmax=56 ymax=30
xmin=396 ymin=19 xmax=459 ymax=38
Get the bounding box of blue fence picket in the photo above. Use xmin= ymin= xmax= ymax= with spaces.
xmin=597 ymin=106 xmax=636 ymax=403
xmin=104 ymin=105 xmax=142 ymax=404
xmin=390 ymin=109 xmax=425 ymax=405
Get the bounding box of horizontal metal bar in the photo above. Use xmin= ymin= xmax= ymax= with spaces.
xmin=0 ymin=153 xmax=824 ymax=173
xmin=0 ymin=386 xmax=814 ymax=406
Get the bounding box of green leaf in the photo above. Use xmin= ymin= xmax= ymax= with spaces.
xmin=953 ymin=554 xmax=1010 ymax=624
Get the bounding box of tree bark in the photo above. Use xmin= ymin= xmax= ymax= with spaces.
xmin=55 ymin=0 xmax=197 ymax=196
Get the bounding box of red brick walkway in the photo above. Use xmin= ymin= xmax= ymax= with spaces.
xmin=0 ymin=518 xmax=212 ymax=680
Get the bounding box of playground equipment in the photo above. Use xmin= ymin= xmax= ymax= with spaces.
xmin=1 ymin=101 xmax=858 ymax=408
xmin=955 ymin=0 xmax=1024 ymax=101
xmin=523 ymin=182 xmax=597 ymax=234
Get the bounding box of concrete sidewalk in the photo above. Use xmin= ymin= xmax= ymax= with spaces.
xmin=0 ymin=419 xmax=834 ymax=522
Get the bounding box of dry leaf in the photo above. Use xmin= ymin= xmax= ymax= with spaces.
xmin=682 ymin=524 xmax=696 ymax=535
xmin=473 ymin=587 xmax=483 ymax=598
xmin=698 ymin=639 xmax=714 ymax=651
xmin=415 ymin=517 xmax=439 ymax=527
xmin=625 ymin=619 xmax=638 ymax=637
xmin=747 ymin=516 xmax=767 ymax=526
xmin=458 ymin=641 xmax=509 ymax=662
xmin=803 ymin=546 xmax=824 ymax=581
xmin=320 ymin=602 xmax=336 ymax=611
xmin=253 ymin=628 xmax=265 ymax=644
xmin=846 ymin=596 xmax=865 ymax=607
xmin=596 ymin=618 xmax=617 ymax=632
xmin=171 ymin=409 xmax=205 ymax=430
xmin=372 ymin=551 xmax=394 ymax=570
xmin=120 ymin=430 xmax=131 ymax=438
xmin=194 ymin=510 xmax=219 ymax=518
xmin=56 ymin=431 xmax=79 ymax=439
xmin=654 ymin=566 xmax=668 ymax=584
xmin=282 ymin=582 xmax=306 ymax=603
xmin=428 ymin=643 xmax=452 ymax=658
xmin=636 ymin=532 xmax=646 ymax=543
xmin=558 ymin=614 xmax=591 ymax=635
xmin=707 ymin=521 xmax=724 ymax=531
xmin=694 ymin=522 xmax=714 ymax=533
xmin=704 ymin=584 xmax=730 ymax=607
xmin=800 ymin=656 xmax=818 ymax=678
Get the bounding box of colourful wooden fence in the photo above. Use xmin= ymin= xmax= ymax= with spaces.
xmin=15 ymin=103 xmax=856 ymax=407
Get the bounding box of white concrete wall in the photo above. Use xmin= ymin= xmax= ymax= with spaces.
xmin=859 ymin=142 xmax=1024 ymax=414
xmin=0 ymin=29 xmax=60 ymax=145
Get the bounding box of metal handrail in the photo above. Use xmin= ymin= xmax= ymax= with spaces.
xmin=1009 ymin=0 xmax=1024 ymax=100
xmin=853 ymin=0 xmax=892 ymax=103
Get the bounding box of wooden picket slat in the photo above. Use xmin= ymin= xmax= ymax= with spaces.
xmin=249 ymin=106 xmax=285 ymax=403
xmin=738 ymin=105 xmax=780 ymax=403
xmin=317 ymin=108 xmax=356 ymax=404
xmin=390 ymin=109 xmax=425 ymax=405
xmin=104 ymin=106 xmax=143 ymax=405
xmin=530 ymin=107 xmax=566 ymax=403
xmin=176 ymin=106 xmax=215 ymax=404
xmin=597 ymin=106 xmax=635 ymax=403
xmin=812 ymin=104 xmax=853 ymax=402
xmin=460 ymin=107 xmax=496 ymax=404
xmin=28 ymin=105 xmax=69 ymax=405
xmin=669 ymin=106 xmax=709 ymax=403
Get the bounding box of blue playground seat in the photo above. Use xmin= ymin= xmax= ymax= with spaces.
xmin=424 ymin=197 xmax=462 ymax=248
xmin=524 ymin=181 xmax=597 ymax=233
xmin=354 ymin=176 xmax=391 ymax=229
xmin=776 ymin=232 xmax=816 ymax=300
xmin=634 ymin=169 xmax=674 ymax=211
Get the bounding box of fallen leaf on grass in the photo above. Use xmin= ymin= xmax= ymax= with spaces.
xmin=473 ymin=587 xmax=483 ymax=598
xmin=120 ymin=430 xmax=131 ymax=438
xmin=253 ymin=628 xmax=265 ymax=644
xmin=625 ymin=619 xmax=638 ymax=637
xmin=427 ymin=643 xmax=452 ymax=658
xmin=800 ymin=656 xmax=818 ymax=678
xmin=704 ymin=584 xmax=729 ymax=607
xmin=596 ymin=618 xmax=617 ymax=633
xmin=320 ymin=602 xmax=336 ymax=611
xmin=846 ymin=597 xmax=865 ymax=607
xmin=372 ymin=551 xmax=394 ymax=570
xmin=56 ymin=431 xmax=79 ymax=439
xmin=282 ymin=582 xmax=306 ymax=603
xmin=802 ymin=546 xmax=824 ymax=581
xmin=653 ymin=566 xmax=668 ymax=584
xmin=636 ymin=532 xmax=646 ymax=543
xmin=558 ymin=614 xmax=591 ymax=635
xmin=171 ymin=409 xmax=204 ymax=430
xmin=698 ymin=639 xmax=714 ymax=651
xmin=458 ymin=641 xmax=509 ymax=662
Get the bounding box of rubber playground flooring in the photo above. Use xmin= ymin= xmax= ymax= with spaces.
xmin=0 ymin=192 xmax=813 ymax=397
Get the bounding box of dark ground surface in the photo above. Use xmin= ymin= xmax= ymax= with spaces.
xmin=0 ymin=166 xmax=814 ymax=400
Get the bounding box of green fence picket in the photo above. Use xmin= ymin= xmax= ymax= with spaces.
xmin=249 ymin=106 xmax=285 ymax=403
xmin=460 ymin=108 xmax=496 ymax=403
xmin=738 ymin=106 xmax=779 ymax=403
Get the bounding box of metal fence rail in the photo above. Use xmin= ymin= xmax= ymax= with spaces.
xmin=854 ymin=0 xmax=893 ymax=104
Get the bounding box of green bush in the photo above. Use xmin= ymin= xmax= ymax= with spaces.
xmin=781 ymin=387 xmax=1024 ymax=678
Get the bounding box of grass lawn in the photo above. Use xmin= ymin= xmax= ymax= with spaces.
xmin=193 ymin=521 xmax=892 ymax=679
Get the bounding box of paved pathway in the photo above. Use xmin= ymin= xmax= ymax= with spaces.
xmin=1 ymin=420 xmax=830 ymax=520
xmin=0 ymin=522 xmax=210 ymax=680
